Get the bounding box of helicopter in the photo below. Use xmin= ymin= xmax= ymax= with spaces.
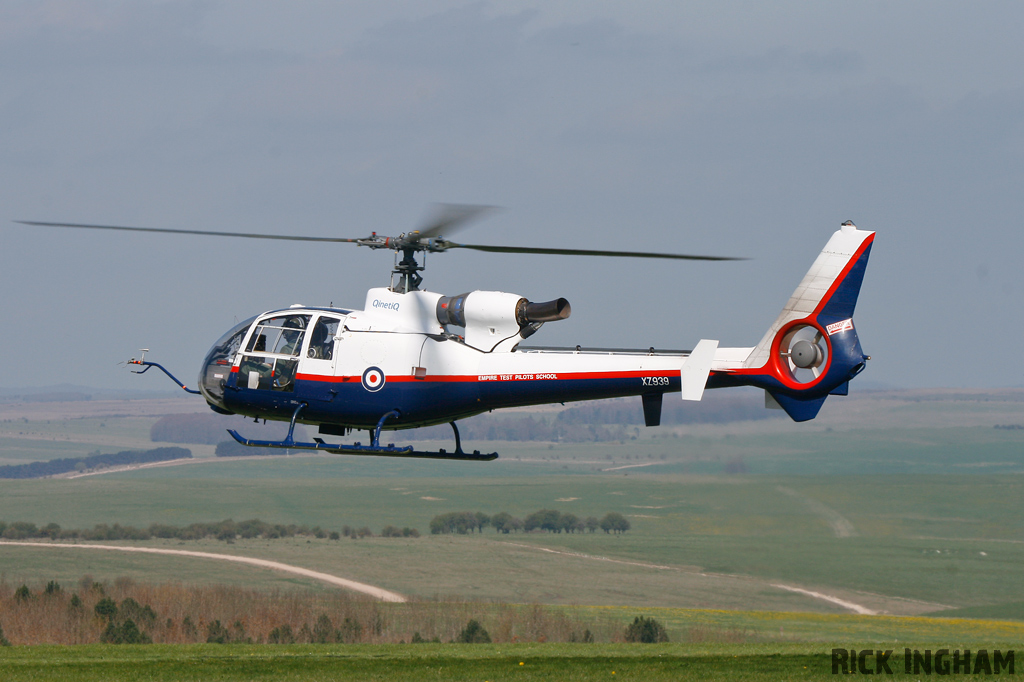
xmin=16 ymin=207 xmax=874 ymax=461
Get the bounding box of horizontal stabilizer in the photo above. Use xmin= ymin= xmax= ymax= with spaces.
xmin=681 ymin=339 xmax=719 ymax=401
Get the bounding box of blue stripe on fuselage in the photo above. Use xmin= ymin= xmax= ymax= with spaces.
xmin=222 ymin=374 xmax=682 ymax=429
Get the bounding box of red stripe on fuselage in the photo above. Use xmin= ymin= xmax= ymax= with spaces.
xmin=295 ymin=369 xmax=674 ymax=384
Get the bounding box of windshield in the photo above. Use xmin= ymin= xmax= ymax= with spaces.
xmin=199 ymin=315 xmax=257 ymax=406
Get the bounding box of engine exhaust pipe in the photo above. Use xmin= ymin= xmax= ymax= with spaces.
xmin=519 ymin=298 xmax=571 ymax=324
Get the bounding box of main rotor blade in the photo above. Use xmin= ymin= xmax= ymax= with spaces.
xmin=416 ymin=204 xmax=498 ymax=240
xmin=15 ymin=221 xmax=361 ymax=243
xmin=446 ymin=242 xmax=746 ymax=261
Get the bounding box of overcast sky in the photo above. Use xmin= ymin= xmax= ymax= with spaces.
xmin=1 ymin=1 xmax=1021 ymax=391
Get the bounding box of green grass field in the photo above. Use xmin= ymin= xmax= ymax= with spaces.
xmin=1 ymin=640 xmax=1022 ymax=681
xmin=3 ymin=462 xmax=1024 ymax=612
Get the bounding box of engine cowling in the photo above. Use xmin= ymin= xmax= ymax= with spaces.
xmin=436 ymin=291 xmax=570 ymax=351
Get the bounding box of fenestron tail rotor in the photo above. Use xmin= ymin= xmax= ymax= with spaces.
xmin=779 ymin=324 xmax=829 ymax=383
xmin=15 ymin=204 xmax=745 ymax=292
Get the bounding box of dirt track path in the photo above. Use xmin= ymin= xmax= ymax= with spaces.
xmin=502 ymin=541 xmax=881 ymax=615
xmin=776 ymin=485 xmax=858 ymax=538
xmin=770 ymin=584 xmax=875 ymax=615
xmin=0 ymin=541 xmax=406 ymax=602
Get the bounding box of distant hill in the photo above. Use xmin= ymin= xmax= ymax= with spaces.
xmin=0 ymin=383 xmax=179 ymax=403
xmin=556 ymin=391 xmax=782 ymax=426
xmin=0 ymin=447 xmax=191 ymax=479
xmin=403 ymin=390 xmax=784 ymax=442
xmin=151 ymin=413 xmax=308 ymax=445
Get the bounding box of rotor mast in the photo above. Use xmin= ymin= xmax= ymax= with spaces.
xmin=392 ymin=245 xmax=425 ymax=293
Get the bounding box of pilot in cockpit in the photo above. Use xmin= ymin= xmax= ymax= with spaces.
xmin=306 ymin=319 xmax=335 ymax=360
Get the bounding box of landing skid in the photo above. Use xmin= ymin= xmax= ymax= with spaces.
xmin=226 ymin=404 xmax=497 ymax=462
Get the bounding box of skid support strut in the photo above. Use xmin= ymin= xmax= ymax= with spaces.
xmin=227 ymin=409 xmax=497 ymax=461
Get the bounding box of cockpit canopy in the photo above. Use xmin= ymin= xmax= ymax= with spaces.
xmin=198 ymin=309 xmax=346 ymax=409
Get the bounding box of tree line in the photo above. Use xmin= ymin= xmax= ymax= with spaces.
xmin=0 ymin=447 xmax=190 ymax=479
xmin=0 ymin=577 xmax=676 ymax=645
xmin=0 ymin=518 xmax=418 ymax=542
xmin=429 ymin=509 xmax=631 ymax=535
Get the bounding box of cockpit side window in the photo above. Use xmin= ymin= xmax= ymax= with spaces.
xmin=245 ymin=315 xmax=311 ymax=356
xmin=307 ymin=316 xmax=342 ymax=361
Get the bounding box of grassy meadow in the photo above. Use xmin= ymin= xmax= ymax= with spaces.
xmin=2 ymin=466 xmax=1024 ymax=612
xmin=0 ymin=388 xmax=1022 ymax=678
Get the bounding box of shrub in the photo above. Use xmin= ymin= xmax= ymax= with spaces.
xmin=491 ymin=512 xmax=522 ymax=534
xmin=119 ymin=598 xmax=157 ymax=626
xmin=524 ymin=509 xmax=561 ymax=533
xmin=474 ymin=512 xmax=490 ymax=532
xmin=268 ymin=624 xmax=295 ymax=644
xmin=569 ymin=628 xmax=595 ymax=643
xmin=182 ymin=616 xmax=198 ymax=640
xmin=206 ymin=620 xmax=230 ymax=644
xmin=101 ymin=619 xmax=151 ymax=644
xmin=3 ymin=522 xmax=38 ymax=539
xmin=0 ymin=623 xmax=10 ymax=646
xmin=599 ymin=512 xmax=631 ymax=534
xmin=44 ymin=581 xmax=62 ymax=596
xmin=231 ymin=620 xmax=251 ymax=644
xmin=457 ymin=619 xmax=491 ymax=643
xmin=559 ymin=513 xmax=581 ymax=533
xmin=94 ymin=597 xmax=117 ymax=619
xmin=624 ymin=616 xmax=668 ymax=643
xmin=339 ymin=617 xmax=363 ymax=643
xmin=429 ymin=511 xmax=479 ymax=535
xmin=40 ymin=523 xmax=61 ymax=539
xmin=312 ymin=614 xmax=335 ymax=644
xmin=14 ymin=585 xmax=31 ymax=601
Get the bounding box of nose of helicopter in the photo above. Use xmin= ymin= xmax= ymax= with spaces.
xmin=198 ymin=316 xmax=257 ymax=411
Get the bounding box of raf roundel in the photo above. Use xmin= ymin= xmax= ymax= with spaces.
xmin=361 ymin=366 xmax=386 ymax=392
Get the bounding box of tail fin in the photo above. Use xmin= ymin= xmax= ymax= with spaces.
xmin=729 ymin=222 xmax=875 ymax=421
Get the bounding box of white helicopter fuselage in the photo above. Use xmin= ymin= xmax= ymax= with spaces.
xmin=204 ymin=286 xmax=711 ymax=431
xmin=199 ymin=222 xmax=874 ymax=441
